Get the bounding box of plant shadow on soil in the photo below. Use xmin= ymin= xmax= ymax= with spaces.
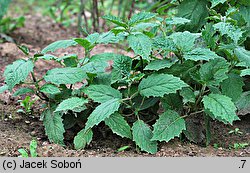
xmin=0 ymin=14 xmax=249 ymax=157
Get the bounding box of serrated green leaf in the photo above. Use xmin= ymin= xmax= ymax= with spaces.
xmin=132 ymin=120 xmax=157 ymax=154
xmin=29 ymin=140 xmax=37 ymax=157
xmin=133 ymin=22 xmax=160 ymax=31
xmin=210 ymin=0 xmax=227 ymax=8
xmin=161 ymin=93 xmax=183 ymax=112
xmin=111 ymin=55 xmax=132 ymax=83
xmin=41 ymin=40 xmax=77 ymax=54
xmin=85 ymin=99 xmax=121 ymax=129
xmin=85 ymin=63 xmax=107 ymax=74
xmin=44 ymin=67 xmax=87 ymax=85
xmin=235 ymin=47 xmax=250 ymax=67
xmin=102 ymin=15 xmax=127 ymax=27
xmin=85 ymin=33 xmax=100 ymax=44
xmin=40 ymin=84 xmax=60 ymax=95
xmin=55 ymin=97 xmax=88 ymax=113
xmin=241 ymin=69 xmax=250 ymax=76
xmin=213 ymin=22 xmax=244 ymax=44
xmin=152 ymin=36 xmax=176 ymax=51
xmin=240 ymin=6 xmax=250 ymax=26
xmin=129 ymin=12 xmax=156 ymax=26
xmin=98 ymin=31 xmax=124 ymax=44
xmin=104 ymin=113 xmax=132 ymax=139
xmin=202 ymin=23 xmax=216 ymax=50
xmin=202 ymin=94 xmax=240 ymax=124
xmin=221 ymin=74 xmax=244 ymax=102
xmin=4 ymin=59 xmax=34 ymax=89
xmin=177 ymin=0 xmax=209 ymax=32
xmin=165 ymin=17 xmax=191 ymax=25
xmin=74 ymin=128 xmax=93 ymax=150
xmin=43 ymin=109 xmax=65 ymax=145
xmin=93 ymin=73 xmax=112 ymax=85
xmin=81 ymin=61 xmax=108 ymax=74
xmin=170 ymin=31 xmax=200 ymax=52
xmin=13 ymin=88 xmax=34 ymax=97
xmin=133 ymin=97 xmax=159 ymax=111
xmin=111 ymin=27 xmax=126 ymax=35
xmin=139 ymin=73 xmax=188 ymax=97
xmin=0 ymin=85 xmax=9 ymax=94
xmin=144 ymin=59 xmax=176 ymax=71
xmin=152 ymin=110 xmax=186 ymax=142
xmin=74 ymin=38 xmax=92 ymax=50
xmin=90 ymin=53 xmax=121 ymax=62
xmin=180 ymin=87 xmax=196 ymax=104
xmin=184 ymin=48 xmax=222 ymax=61
xmin=236 ymin=91 xmax=250 ymax=115
xmin=197 ymin=58 xmax=230 ymax=86
xmin=84 ymin=85 xmax=122 ymax=103
xmin=127 ymin=33 xmax=152 ymax=61
xmin=57 ymin=54 xmax=78 ymax=67
xmin=38 ymin=54 xmax=57 ymax=61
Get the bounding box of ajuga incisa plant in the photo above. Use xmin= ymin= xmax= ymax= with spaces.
xmin=0 ymin=0 xmax=249 ymax=154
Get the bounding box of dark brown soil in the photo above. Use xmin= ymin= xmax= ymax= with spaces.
xmin=0 ymin=13 xmax=249 ymax=157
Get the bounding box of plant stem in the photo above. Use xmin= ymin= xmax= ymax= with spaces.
xmin=78 ymin=0 xmax=89 ymax=36
xmin=189 ymin=110 xmax=204 ymax=116
xmin=60 ymin=1 xmax=70 ymax=23
xmin=195 ymin=84 xmax=206 ymax=108
xmin=128 ymin=0 xmax=135 ymax=19
xmin=139 ymin=97 xmax=145 ymax=110
xmin=31 ymin=72 xmax=49 ymax=101
xmin=140 ymin=56 xmax=144 ymax=73
xmin=204 ymin=113 xmax=211 ymax=146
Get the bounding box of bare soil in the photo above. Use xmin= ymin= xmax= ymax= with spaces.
xmin=0 ymin=14 xmax=249 ymax=157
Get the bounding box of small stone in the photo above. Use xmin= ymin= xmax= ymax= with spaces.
xmin=25 ymin=120 xmax=31 ymax=124
xmin=30 ymin=131 xmax=36 ymax=136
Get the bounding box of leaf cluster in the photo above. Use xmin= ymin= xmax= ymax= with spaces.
xmin=1 ymin=0 xmax=250 ymax=154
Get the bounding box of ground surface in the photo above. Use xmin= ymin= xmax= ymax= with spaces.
xmin=0 ymin=13 xmax=250 ymax=157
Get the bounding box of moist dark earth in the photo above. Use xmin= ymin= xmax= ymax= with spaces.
xmin=0 ymin=13 xmax=250 ymax=157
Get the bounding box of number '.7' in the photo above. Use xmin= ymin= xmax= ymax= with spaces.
xmin=240 ymin=160 xmax=246 ymax=168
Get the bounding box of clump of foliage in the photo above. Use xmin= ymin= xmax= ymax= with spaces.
xmin=0 ymin=0 xmax=25 ymax=42
xmin=18 ymin=139 xmax=38 ymax=157
xmin=1 ymin=0 xmax=249 ymax=154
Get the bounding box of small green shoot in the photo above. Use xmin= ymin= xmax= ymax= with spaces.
xmin=117 ymin=146 xmax=130 ymax=152
xmin=228 ymin=128 xmax=243 ymax=135
xmin=18 ymin=139 xmax=38 ymax=157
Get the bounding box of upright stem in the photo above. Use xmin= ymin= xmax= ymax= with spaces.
xmin=93 ymin=0 xmax=99 ymax=32
xmin=128 ymin=0 xmax=135 ymax=19
xmin=92 ymin=0 xmax=99 ymax=32
xmin=204 ymin=113 xmax=211 ymax=146
xmin=60 ymin=1 xmax=70 ymax=23
xmin=140 ymin=56 xmax=144 ymax=73
xmin=78 ymin=0 xmax=89 ymax=35
xmin=31 ymin=72 xmax=49 ymax=101
xmin=195 ymin=84 xmax=206 ymax=109
xmin=91 ymin=0 xmax=96 ymax=32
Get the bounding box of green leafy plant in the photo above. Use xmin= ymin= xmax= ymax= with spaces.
xmin=229 ymin=128 xmax=243 ymax=135
xmin=230 ymin=143 xmax=249 ymax=150
xmin=17 ymin=96 xmax=37 ymax=115
xmin=18 ymin=139 xmax=38 ymax=157
xmin=0 ymin=0 xmax=25 ymax=42
xmin=0 ymin=16 xmax=25 ymax=34
xmin=1 ymin=0 xmax=250 ymax=154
